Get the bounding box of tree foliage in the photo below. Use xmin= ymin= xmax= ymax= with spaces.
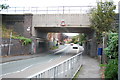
xmin=105 ymin=33 xmax=118 ymax=59
xmin=90 ymin=1 xmax=116 ymax=33
xmin=90 ymin=1 xmax=116 ymax=43
xmin=70 ymin=34 xmax=86 ymax=45
xmin=0 ymin=4 xmax=9 ymax=11
xmin=70 ymin=36 xmax=79 ymax=44
xmin=79 ymin=34 xmax=86 ymax=43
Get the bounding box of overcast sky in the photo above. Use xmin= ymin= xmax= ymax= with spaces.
xmin=1 ymin=0 xmax=119 ymax=7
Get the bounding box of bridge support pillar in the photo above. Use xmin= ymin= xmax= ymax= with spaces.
xmin=85 ymin=31 xmax=97 ymax=57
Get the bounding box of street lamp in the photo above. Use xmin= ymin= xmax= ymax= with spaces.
xmin=102 ymin=32 xmax=106 ymax=64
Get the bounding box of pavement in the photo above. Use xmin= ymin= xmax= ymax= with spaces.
xmin=77 ymin=55 xmax=101 ymax=78
xmin=0 ymin=45 xmax=65 ymax=63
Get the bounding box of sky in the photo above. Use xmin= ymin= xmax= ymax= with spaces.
xmin=1 ymin=0 xmax=119 ymax=36
xmin=1 ymin=0 xmax=119 ymax=7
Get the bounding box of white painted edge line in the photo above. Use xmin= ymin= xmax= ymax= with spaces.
xmin=54 ymin=46 xmax=68 ymax=54
xmin=0 ymin=64 xmax=34 ymax=78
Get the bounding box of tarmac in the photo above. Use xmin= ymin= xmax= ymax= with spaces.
xmin=0 ymin=47 xmax=61 ymax=63
xmin=0 ymin=45 xmax=101 ymax=78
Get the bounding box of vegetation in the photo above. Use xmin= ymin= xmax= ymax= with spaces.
xmin=0 ymin=4 xmax=9 ymax=11
xmin=78 ymin=34 xmax=86 ymax=45
xmin=2 ymin=25 xmax=32 ymax=45
xmin=2 ymin=25 xmax=15 ymax=38
xmin=90 ymin=1 xmax=116 ymax=43
xmin=50 ymin=46 xmax=58 ymax=50
xmin=70 ymin=36 xmax=79 ymax=44
xmin=12 ymin=36 xmax=32 ymax=45
xmin=90 ymin=1 xmax=118 ymax=79
xmin=70 ymin=33 xmax=86 ymax=45
xmin=104 ymin=33 xmax=118 ymax=80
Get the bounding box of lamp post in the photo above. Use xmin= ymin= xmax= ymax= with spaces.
xmin=102 ymin=32 xmax=106 ymax=64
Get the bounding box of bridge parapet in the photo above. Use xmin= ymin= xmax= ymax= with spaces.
xmin=32 ymin=14 xmax=90 ymax=27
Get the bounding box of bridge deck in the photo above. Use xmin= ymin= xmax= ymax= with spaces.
xmin=34 ymin=26 xmax=93 ymax=33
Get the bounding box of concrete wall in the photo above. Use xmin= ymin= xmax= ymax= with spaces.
xmin=35 ymin=29 xmax=47 ymax=38
xmin=83 ymin=31 xmax=97 ymax=57
xmin=32 ymin=14 xmax=90 ymax=26
xmin=32 ymin=14 xmax=90 ymax=36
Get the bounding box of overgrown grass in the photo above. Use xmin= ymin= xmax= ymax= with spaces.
xmin=72 ymin=65 xmax=83 ymax=80
xmin=2 ymin=25 xmax=13 ymax=38
xmin=50 ymin=46 xmax=58 ymax=50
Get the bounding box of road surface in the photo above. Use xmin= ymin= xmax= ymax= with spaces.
xmin=1 ymin=44 xmax=83 ymax=78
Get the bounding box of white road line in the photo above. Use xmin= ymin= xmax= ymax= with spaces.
xmin=0 ymin=71 xmax=20 ymax=78
xmin=20 ymin=65 xmax=33 ymax=72
xmin=1 ymin=63 xmax=41 ymax=77
xmin=1 ymin=46 xmax=70 ymax=77
xmin=1 ymin=58 xmax=57 ymax=77
xmin=48 ymin=59 xmax=53 ymax=62
xmin=54 ymin=46 xmax=68 ymax=54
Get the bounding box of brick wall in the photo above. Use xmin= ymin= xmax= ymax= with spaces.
xmin=1 ymin=38 xmax=31 ymax=56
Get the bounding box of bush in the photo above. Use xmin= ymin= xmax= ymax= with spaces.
xmin=12 ymin=36 xmax=32 ymax=45
xmin=105 ymin=59 xmax=118 ymax=80
xmin=104 ymin=33 xmax=118 ymax=79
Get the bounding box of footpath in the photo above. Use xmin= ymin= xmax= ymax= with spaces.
xmin=76 ymin=55 xmax=101 ymax=78
xmin=0 ymin=45 xmax=65 ymax=63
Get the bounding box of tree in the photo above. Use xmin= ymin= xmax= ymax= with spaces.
xmin=90 ymin=1 xmax=116 ymax=43
xmin=0 ymin=4 xmax=9 ymax=11
xmin=78 ymin=33 xmax=86 ymax=45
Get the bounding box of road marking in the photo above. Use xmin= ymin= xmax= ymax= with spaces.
xmin=0 ymin=70 xmax=20 ymax=78
xmin=0 ymin=63 xmax=41 ymax=77
xmin=54 ymin=46 xmax=68 ymax=54
xmin=1 ymin=58 xmax=57 ymax=77
xmin=20 ymin=65 xmax=33 ymax=71
xmin=48 ymin=59 xmax=53 ymax=62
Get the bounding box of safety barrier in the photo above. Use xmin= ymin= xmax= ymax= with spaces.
xmin=28 ymin=52 xmax=83 ymax=78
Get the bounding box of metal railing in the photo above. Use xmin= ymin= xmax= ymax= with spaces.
xmin=27 ymin=52 xmax=83 ymax=78
xmin=0 ymin=6 xmax=95 ymax=14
